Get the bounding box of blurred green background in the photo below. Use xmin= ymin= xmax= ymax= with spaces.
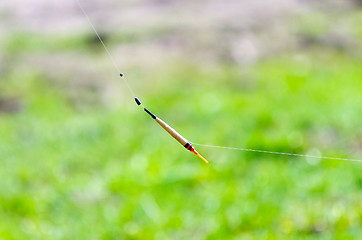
xmin=0 ymin=0 xmax=361 ymax=239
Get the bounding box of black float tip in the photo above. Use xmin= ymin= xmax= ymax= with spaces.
xmin=135 ymin=97 xmax=141 ymax=106
xmin=120 ymin=73 xmax=124 ymax=77
xmin=144 ymin=108 xmax=157 ymax=119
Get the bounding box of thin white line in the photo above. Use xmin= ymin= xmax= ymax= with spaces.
xmin=75 ymin=0 xmax=136 ymax=97
xmin=76 ymin=0 xmax=360 ymax=162
xmin=192 ymin=143 xmax=362 ymax=163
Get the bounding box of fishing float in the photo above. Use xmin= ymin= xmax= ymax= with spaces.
xmin=133 ymin=94 xmax=208 ymax=164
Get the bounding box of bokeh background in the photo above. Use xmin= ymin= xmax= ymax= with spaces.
xmin=0 ymin=0 xmax=361 ymax=239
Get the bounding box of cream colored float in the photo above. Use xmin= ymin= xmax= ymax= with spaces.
xmin=138 ymin=98 xmax=208 ymax=164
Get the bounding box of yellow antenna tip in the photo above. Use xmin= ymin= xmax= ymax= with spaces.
xmin=191 ymin=148 xmax=208 ymax=164
xmin=197 ymin=153 xmax=209 ymax=164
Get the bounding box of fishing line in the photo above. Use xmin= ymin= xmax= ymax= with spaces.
xmin=76 ymin=0 xmax=360 ymax=164
xmin=75 ymin=0 xmax=137 ymax=98
xmin=75 ymin=0 xmax=207 ymax=162
xmin=192 ymin=143 xmax=362 ymax=163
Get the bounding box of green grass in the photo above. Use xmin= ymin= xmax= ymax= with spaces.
xmin=0 ymin=39 xmax=361 ymax=239
xmin=1 ymin=27 xmax=175 ymax=55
